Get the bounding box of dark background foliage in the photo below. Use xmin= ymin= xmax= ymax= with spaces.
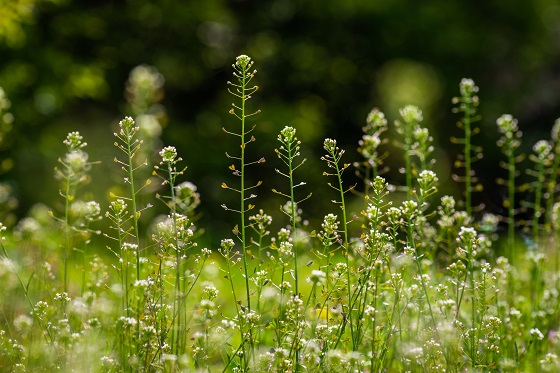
xmin=1 ymin=0 xmax=559 ymax=244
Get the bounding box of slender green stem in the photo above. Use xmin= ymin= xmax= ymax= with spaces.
xmin=322 ymin=138 xmax=353 ymax=349
xmin=531 ymin=143 xmax=549 ymax=244
xmin=397 ymin=106 xmax=422 ymax=200
xmin=507 ymin=144 xmax=516 ymax=264
xmin=165 ymin=161 xmax=182 ymax=355
xmin=224 ymin=55 xmax=261 ymax=370
xmin=404 ymin=139 xmax=413 ymax=200
xmin=225 ymin=248 xmax=248 ymax=369
xmin=468 ymin=245 xmax=476 ymax=368
xmin=334 ymin=160 xmax=354 ymax=348
xmin=119 ymin=222 xmax=129 ymax=318
xmin=57 ymin=132 xmax=91 ymax=297
xmin=125 ymin=135 xmax=143 ymax=355
xmin=239 ymin=71 xmax=251 ymax=314
xmin=238 ymin=69 xmax=256 ymax=369
xmin=114 ymin=117 xmax=148 ymax=361
xmin=333 ymin=162 xmax=349 ymax=254
xmin=454 ymin=79 xmax=479 ymax=217
xmin=497 ymin=115 xmax=521 ymax=265
xmin=287 ymin=149 xmax=299 ymax=296
xmin=275 ymin=128 xmax=311 ymax=369
xmin=284 ymin=146 xmax=302 ymax=370
xmin=125 ymin=138 xmax=141 ymax=278
xmin=408 ymin=221 xmax=438 ymax=336
xmin=464 ymin=115 xmax=472 ymax=217
xmin=64 ymin=182 xmax=71 ymax=295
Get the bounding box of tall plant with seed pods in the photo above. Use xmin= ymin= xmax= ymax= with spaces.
xmin=220 ymin=54 xmax=265 ymax=369
xmin=452 ymin=78 xmax=482 ymax=217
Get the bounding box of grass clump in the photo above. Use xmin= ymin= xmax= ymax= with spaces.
xmin=1 ymin=56 xmax=560 ymax=372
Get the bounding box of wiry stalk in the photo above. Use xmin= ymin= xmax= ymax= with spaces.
xmin=106 ymin=199 xmax=130 ymax=316
xmin=113 ymin=116 xmax=152 ymax=357
xmin=395 ymin=106 xmax=423 ymax=199
xmin=452 ymin=79 xmax=481 ymax=217
xmin=356 ymin=108 xmax=388 ymax=203
xmin=529 ymin=140 xmax=551 ymax=244
xmin=456 ymin=226 xmax=479 ymax=369
xmin=221 ymin=55 xmax=263 ymax=368
xmin=274 ymin=126 xmax=311 ymax=295
xmin=53 ymin=132 xmax=91 ymax=294
xmin=496 ymin=114 xmax=522 ymax=265
xmin=156 ymin=146 xmax=186 ymax=355
xmin=322 ymin=138 xmax=355 ymax=348
xmin=527 ymin=140 xmax=551 ymax=314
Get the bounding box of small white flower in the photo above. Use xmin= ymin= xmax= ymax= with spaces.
xmin=530 ymin=328 xmax=544 ymax=340
xmin=13 ymin=314 xmax=33 ymax=331
xmin=399 ymin=105 xmax=423 ymax=123
xmin=159 ymin=146 xmax=178 ymax=163
xmin=308 ymin=270 xmax=326 ymax=286
xmin=54 ymin=292 xmax=71 ymax=303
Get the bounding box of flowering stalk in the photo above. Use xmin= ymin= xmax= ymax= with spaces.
xmin=395 ymin=105 xmax=423 ymax=199
xmin=354 ymin=176 xmax=390 ymax=348
xmin=53 ymin=132 xmax=92 ymax=294
xmin=452 ymin=79 xmax=481 ymax=217
xmin=155 ymin=146 xmax=187 ymax=355
xmin=113 ymin=117 xmax=150 ymax=277
xmin=218 ymin=238 xmax=250 ymax=370
xmin=248 ymin=210 xmax=272 ymax=322
xmin=402 ymin=170 xmax=442 ymax=359
xmin=496 ymin=114 xmax=523 ymax=264
xmin=356 ymin=109 xmax=388 ymax=201
xmin=321 ymin=137 xmax=355 ymax=347
xmin=105 ymin=199 xmax=131 ymax=315
xmin=412 ymin=126 xmax=434 ymax=173
xmin=113 ymin=116 xmax=153 ymax=355
xmin=273 ymin=125 xmax=311 ymax=296
xmin=270 ymin=229 xmax=297 ymax=359
xmin=528 ymin=140 xmax=551 ymax=245
xmin=125 ymin=64 xmax=166 ymax=179
xmin=526 ymin=140 xmax=551 ymax=315
xmin=221 ymin=55 xmax=263 ymax=368
xmin=315 ymin=213 xmax=340 ymax=330
xmin=457 ymin=226 xmax=479 ymax=369
xmin=105 ymin=200 xmax=138 ymax=370
xmin=76 ymin=201 xmax=101 ymax=294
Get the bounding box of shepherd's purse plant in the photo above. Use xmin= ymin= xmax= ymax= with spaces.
xmin=1 ymin=56 xmax=560 ymax=372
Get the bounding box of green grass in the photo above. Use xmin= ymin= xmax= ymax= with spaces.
xmin=1 ymin=56 xmax=560 ymax=372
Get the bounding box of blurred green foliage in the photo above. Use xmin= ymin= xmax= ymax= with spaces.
xmin=0 ymin=0 xmax=560 ymax=244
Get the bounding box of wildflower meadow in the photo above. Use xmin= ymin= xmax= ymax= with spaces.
xmin=1 ymin=55 xmax=560 ymax=372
